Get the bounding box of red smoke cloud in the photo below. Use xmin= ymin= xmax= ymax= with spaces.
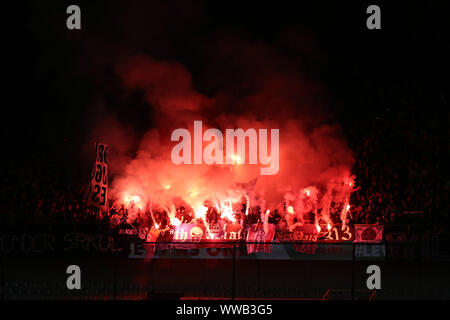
xmin=101 ymin=37 xmax=355 ymax=226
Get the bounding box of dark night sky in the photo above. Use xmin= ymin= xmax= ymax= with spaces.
xmin=3 ymin=1 xmax=449 ymax=166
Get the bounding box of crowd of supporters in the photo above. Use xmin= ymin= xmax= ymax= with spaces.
xmin=0 ymin=110 xmax=448 ymax=233
xmin=0 ymin=156 xmax=104 ymax=226
xmin=349 ymin=109 xmax=449 ymax=231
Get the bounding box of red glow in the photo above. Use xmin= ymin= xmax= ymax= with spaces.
xmin=230 ymin=154 xmax=242 ymax=165
xmin=122 ymin=193 xmax=143 ymax=209
xmin=108 ymin=48 xmax=356 ymax=234
xmin=172 ymin=217 xmax=182 ymax=227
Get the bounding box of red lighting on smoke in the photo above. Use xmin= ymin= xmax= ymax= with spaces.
xmin=230 ymin=154 xmax=242 ymax=165
xmin=123 ymin=194 xmax=142 ymax=209
xmin=102 ymin=50 xmax=357 ymax=233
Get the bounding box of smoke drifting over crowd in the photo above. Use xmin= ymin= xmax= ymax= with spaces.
xmin=82 ymin=5 xmax=355 ymax=227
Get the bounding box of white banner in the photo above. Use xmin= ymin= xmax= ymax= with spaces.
xmin=89 ymin=142 xmax=108 ymax=211
xmin=354 ymin=224 xmax=383 ymax=243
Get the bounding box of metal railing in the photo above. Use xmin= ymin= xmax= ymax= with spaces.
xmin=1 ymin=241 xmax=449 ymax=300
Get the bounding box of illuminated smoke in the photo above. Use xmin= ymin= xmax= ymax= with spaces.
xmin=88 ymin=35 xmax=355 ymax=228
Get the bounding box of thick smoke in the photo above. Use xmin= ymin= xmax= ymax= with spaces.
xmin=66 ymin=1 xmax=357 ymax=225
xmin=103 ymin=37 xmax=355 ymax=225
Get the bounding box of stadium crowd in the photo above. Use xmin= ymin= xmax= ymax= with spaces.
xmin=0 ymin=110 xmax=448 ymax=234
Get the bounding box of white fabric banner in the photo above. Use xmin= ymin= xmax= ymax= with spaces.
xmin=354 ymin=224 xmax=383 ymax=243
xmin=89 ymin=142 xmax=108 ymax=211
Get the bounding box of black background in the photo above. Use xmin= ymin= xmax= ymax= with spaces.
xmin=4 ymin=1 xmax=448 ymax=163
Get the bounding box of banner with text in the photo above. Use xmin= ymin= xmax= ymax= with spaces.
xmin=89 ymin=142 xmax=108 ymax=211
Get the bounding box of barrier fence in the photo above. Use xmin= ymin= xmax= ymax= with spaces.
xmin=1 ymin=240 xmax=450 ymax=300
